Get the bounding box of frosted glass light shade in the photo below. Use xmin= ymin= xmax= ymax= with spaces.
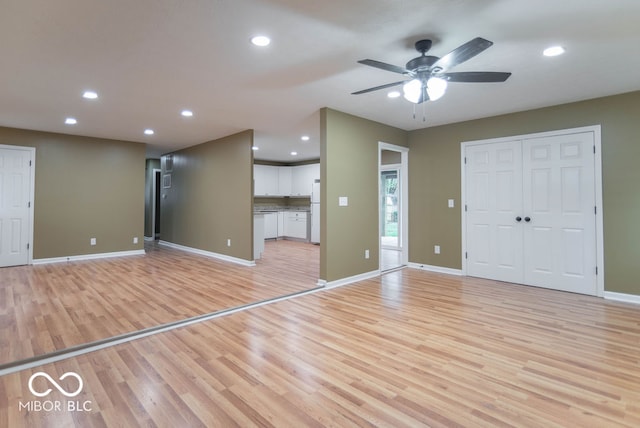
xmin=426 ymin=77 xmax=447 ymax=101
xmin=402 ymin=79 xmax=422 ymax=103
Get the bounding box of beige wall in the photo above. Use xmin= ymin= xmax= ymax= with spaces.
xmin=0 ymin=126 xmax=145 ymax=259
xmin=408 ymin=90 xmax=640 ymax=295
xmin=160 ymin=130 xmax=254 ymax=261
xmin=320 ymin=108 xmax=408 ymax=282
xmin=381 ymin=149 xmax=402 ymax=165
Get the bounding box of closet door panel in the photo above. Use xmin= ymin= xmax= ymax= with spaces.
xmin=465 ymin=141 xmax=523 ymax=283
xmin=522 ymin=132 xmax=597 ymax=294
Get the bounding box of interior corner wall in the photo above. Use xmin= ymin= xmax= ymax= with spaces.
xmin=144 ymin=158 xmax=161 ymax=238
xmin=408 ymin=90 xmax=640 ymax=296
xmin=320 ymin=108 xmax=408 ymax=282
xmin=160 ymin=130 xmax=254 ymax=261
xmin=0 ymin=126 xmax=146 ymax=259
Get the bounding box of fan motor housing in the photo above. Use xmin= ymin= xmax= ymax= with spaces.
xmin=406 ymin=55 xmax=438 ymax=72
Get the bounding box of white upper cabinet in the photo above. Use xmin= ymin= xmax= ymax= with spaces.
xmin=254 ymin=163 xmax=319 ymax=197
xmin=291 ymin=164 xmax=320 ymax=196
xmin=254 ymin=165 xmax=279 ymax=196
xmin=277 ymin=167 xmax=292 ymax=196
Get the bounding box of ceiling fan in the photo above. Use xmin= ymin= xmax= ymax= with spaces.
xmin=353 ymin=37 xmax=511 ymax=104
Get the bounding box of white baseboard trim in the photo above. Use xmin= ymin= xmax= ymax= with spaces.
xmin=408 ymin=262 xmax=463 ymax=276
xmin=33 ymin=249 xmax=146 ymax=265
xmin=323 ymin=270 xmax=380 ymax=289
xmin=158 ymin=240 xmax=255 ymax=267
xmin=604 ymin=291 xmax=640 ymax=305
xmin=144 ymin=236 xmax=155 ymax=242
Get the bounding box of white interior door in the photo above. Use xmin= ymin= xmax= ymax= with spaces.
xmin=522 ymin=133 xmax=597 ymax=294
xmin=465 ymin=141 xmax=523 ymax=283
xmin=464 ymin=129 xmax=598 ymax=296
xmin=0 ymin=147 xmax=33 ymax=267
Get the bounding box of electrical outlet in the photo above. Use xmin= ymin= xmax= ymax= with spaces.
xmin=434 ymin=245 xmax=440 ymax=254
xmin=365 ymin=249 xmax=370 ymax=259
xmin=227 ymin=239 xmax=231 ymax=247
xmin=133 ymin=237 xmax=138 ymax=244
xmin=448 ymin=199 xmax=455 ymax=208
xmin=90 ymin=238 xmax=96 ymax=246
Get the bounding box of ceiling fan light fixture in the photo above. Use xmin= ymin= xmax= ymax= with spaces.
xmin=402 ymin=79 xmax=422 ymax=104
xmin=387 ymin=90 xmax=401 ymax=98
xmin=426 ymin=76 xmax=447 ymax=101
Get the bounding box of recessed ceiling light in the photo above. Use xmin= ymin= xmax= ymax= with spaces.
xmin=252 ymin=146 xmax=259 ymax=151
xmin=82 ymin=90 xmax=98 ymax=99
xmin=290 ymin=151 xmax=298 ymax=156
xmin=301 ymin=135 xmax=310 ymax=141
xmin=144 ymin=129 xmax=154 ymax=135
xmin=543 ymin=46 xmax=565 ymax=57
xmin=251 ymin=35 xmax=271 ymax=47
xmin=388 ymin=91 xmax=401 ymax=98
xmin=65 ymin=117 xmax=77 ymax=125
xmin=181 ymin=110 xmax=193 ymax=117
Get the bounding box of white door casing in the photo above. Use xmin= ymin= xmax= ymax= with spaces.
xmin=0 ymin=145 xmax=35 ymax=267
xmin=461 ymin=126 xmax=602 ymax=296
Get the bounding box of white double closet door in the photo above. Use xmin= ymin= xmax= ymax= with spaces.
xmin=464 ymin=130 xmax=598 ymax=295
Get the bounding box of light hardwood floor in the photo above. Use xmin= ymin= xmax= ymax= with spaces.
xmin=0 ymin=240 xmax=319 ymax=366
xmin=1 ymin=267 xmax=640 ymax=427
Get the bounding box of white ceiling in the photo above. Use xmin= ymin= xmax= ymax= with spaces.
xmin=2 ymin=0 xmax=640 ymax=162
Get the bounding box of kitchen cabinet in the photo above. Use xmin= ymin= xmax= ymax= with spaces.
xmin=277 ymin=211 xmax=286 ymax=238
xmin=277 ymin=167 xmax=292 ymax=196
xmin=254 ymin=163 xmax=319 ymax=197
xmin=254 ymin=165 xmax=278 ymax=196
xmin=284 ymin=211 xmax=308 ymax=240
xmin=263 ymin=212 xmax=278 ymax=239
xmin=291 ymin=164 xmax=319 ymax=196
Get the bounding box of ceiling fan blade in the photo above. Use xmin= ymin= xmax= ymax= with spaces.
xmin=432 ymin=37 xmax=493 ymax=71
xmin=352 ymin=80 xmax=407 ymax=95
xmin=358 ymin=59 xmax=410 ymax=75
xmin=441 ymin=71 xmax=511 ymax=83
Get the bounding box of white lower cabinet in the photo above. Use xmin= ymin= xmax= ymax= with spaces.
xmin=264 ymin=212 xmax=278 ymax=239
xmin=284 ymin=211 xmax=308 ymax=240
xmin=277 ymin=211 xmax=285 ymax=238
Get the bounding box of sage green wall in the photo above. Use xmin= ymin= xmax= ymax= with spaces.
xmin=160 ymin=130 xmax=254 ymax=261
xmin=144 ymin=158 xmax=161 ymax=238
xmin=408 ymin=90 xmax=640 ymax=295
xmin=0 ymin=126 xmax=145 ymax=259
xmin=320 ymin=108 xmax=408 ymax=282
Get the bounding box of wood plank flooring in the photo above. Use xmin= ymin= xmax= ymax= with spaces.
xmin=0 ymin=240 xmax=319 ymax=366
xmin=2 ymin=268 xmax=640 ymax=427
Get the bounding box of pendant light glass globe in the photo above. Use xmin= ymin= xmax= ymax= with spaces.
xmin=402 ymin=79 xmax=422 ymax=104
xmin=426 ymin=77 xmax=447 ymax=101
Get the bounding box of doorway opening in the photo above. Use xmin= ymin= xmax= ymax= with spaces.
xmin=379 ymin=143 xmax=408 ymax=272
xmin=152 ymin=168 xmax=161 ymax=240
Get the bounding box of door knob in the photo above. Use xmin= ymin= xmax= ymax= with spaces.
xmin=516 ymin=216 xmax=522 ymax=222
xmin=524 ymin=216 xmax=531 ymax=222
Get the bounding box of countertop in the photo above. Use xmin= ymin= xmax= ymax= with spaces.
xmin=254 ymin=207 xmax=310 ymax=214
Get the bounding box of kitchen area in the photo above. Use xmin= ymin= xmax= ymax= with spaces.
xmin=253 ymin=162 xmax=320 ymax=260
